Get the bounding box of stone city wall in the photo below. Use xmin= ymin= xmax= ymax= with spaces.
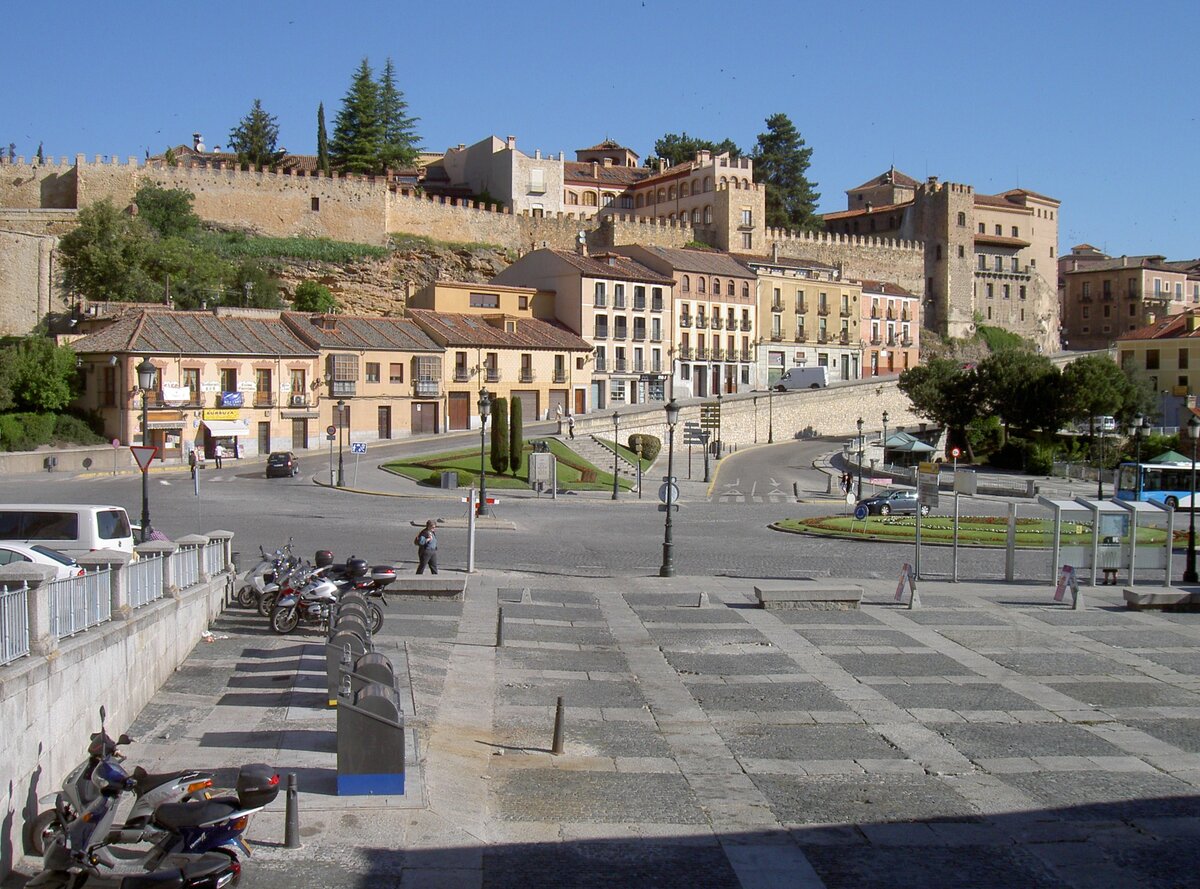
xmin=764 ymin=227 xmax=927 ymax=297
xmin=0 ymin=229 xmax=63 ymax=336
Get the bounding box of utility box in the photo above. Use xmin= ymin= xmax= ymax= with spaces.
xmin=439 ymin=471 xmax=458 ymax=489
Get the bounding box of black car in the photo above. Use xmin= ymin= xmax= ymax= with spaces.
xmin=856 ymin=488 xmax=929 ymax=516
xmin=266 ymin=451 xmax=300 ymax=478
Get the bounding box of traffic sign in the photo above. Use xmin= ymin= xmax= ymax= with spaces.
xmin=658 ymin=478 xmax=679 ymax=505
xmin=129 ymin=446 xmax=157 ymax=471
xmin=699 ymin=403 xmax=721 ymax=430
xmin=326 ymin=432 xmax=336 ymax=441
xmin=350 ymin=442 xmax=367 ymax=454
xmin=950 ymin=447 xmax=962 ymax=458
xmin=461 ymin=496 xmax=500 ymax=504
xmin=854 ymin=504 xmax=868 ymax=520
xmin=111 ymin=438 xmax=120 ymax=448
xmin=326 ymin=424 xmax=337 ymax=436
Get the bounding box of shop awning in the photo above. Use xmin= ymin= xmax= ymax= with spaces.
xmin=202 ymin=420 xmax=250 ymax=437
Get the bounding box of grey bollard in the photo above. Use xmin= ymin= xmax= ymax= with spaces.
xmin=337 ymin=680 xmax=405 ymax=795
xmin=551 ymin=696 xmax=565 ymax=755
xmin=284 ymin=773 xmax=300 ymax=848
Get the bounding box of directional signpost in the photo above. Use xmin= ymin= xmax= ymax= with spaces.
xmin=682 ymin=422 xmax=707 ymax=480
xmin=915 ymin=461 xmax=941 ymax=580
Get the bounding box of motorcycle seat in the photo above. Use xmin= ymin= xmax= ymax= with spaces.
xmin=130 ymin=767 xmax=196 ymax=796
xmin=153 ymin=798 xmax=239 ymax=830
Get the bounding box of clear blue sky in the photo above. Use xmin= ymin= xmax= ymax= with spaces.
xmin=5 ymin=0 xmax=1196 ymax=258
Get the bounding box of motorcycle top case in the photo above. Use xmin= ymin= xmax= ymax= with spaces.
xmin=370 ymin=565 xmax=397 ymax=582
xmin=236 ymin=765 xmax=280 ymax=808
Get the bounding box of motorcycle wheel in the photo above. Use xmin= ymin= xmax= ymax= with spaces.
xmin=368 ymin=602 xmax=383 ymax=634
xmin=271 ymin=605 xmax=300 ymax=634
xmin=28 ymin=809 xmax=61 ymax=857
xmin=257 ymin=591 xmax=277 ymax=617
xmin=234 ymin=583 xmax=257 ymax=609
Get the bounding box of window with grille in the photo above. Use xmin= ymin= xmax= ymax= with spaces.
xmin=328 ymin=353 xmax=358 ymax=397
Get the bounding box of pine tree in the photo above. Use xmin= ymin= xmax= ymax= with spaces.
xmin=509 ymin=397 xmax=523 ymax=477
xmin=330 ymin=59 xmax=384 ymax=175
xmin=752 ymin=113 xmax=821 ymax=231
xmin=491 ymin=397 xmax=510 ymax=475
xmin=316 ymin=102 xmax=330 ymax=175
xmin=377 ymin=58 xmax=420 ymax=171
xmin=35 ymin=141 xmax=44 ymax=164
xmin=228 ymin=99 xmax=283 ymax=170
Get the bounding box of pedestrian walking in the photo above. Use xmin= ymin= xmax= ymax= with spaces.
xmin=213 ymin=444 xmax=224 ymax=469
xmin=188 ymin=449 xmax=197 ymax=479
xmin=414 ymin=520 xmax=438 ymax=574
xmin=567 ymin=414 xmax=576 ymax=439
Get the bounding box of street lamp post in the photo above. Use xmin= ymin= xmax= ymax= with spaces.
xmin=716 ymin=391 xmax=723 ymax=458
xmin=611 ymin=410 xmax=620 ymax=500
xmin=478 ymin=389 xmax=491 ymax=517
xmin=881 ymin=410 xmax=889 ymax=470
xmin=336 ymin=399 xmax=346 ymax=487
xmin=659 ymin=399 xmax=680 ymax=577
xmin=1129 ymin=414 xmax=1149 ymax=499
xmin=136 ymin=358 xmax=156 ymax=543
xmin=856 ymin=416 xmax=864 ymax=499
xmin=1185 ymin=416 xmax=1199 ymax=584
xmin=768 ymin=386 xmax=774 ymax=444
xmin=1096 ymin=422 xmax=1107 ymax=499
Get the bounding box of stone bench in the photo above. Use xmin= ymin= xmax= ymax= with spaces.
xmin=1123 ymin=587 xmax=1200 ymax=611
xmin=388 ymin=576 xmax=466 ymax=601
xmin=754 ymin=580 xmax=863 ymax=611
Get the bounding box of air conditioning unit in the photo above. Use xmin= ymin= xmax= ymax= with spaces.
xmin=290 ymin=395 xmax=306 ymax=407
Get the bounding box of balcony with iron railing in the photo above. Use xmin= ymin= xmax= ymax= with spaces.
xmin=650 ymin=361 xmax=663 ymax=373
xmin=770 ymin=331 xmax=784 ymax=341
xmin=870 ymin=307 xmax=880 ymax=319
xmin=679 ymin=315 xmax=692 ymax=328
xmin=613 ymin=297 xmax=626 ymax=310
xmin=796 ymin=302 xmax=809 ymax=314
xmin=711 ymin=317 xmax=723 ymax=330
xmin=650 ymin=332 xmax=662 ymax=342
xmin=678 ymin=347 xmax=694 ymax=360
xmin=633 ymin=297 xmax=646 ymax=311
xmin=712 ymin=348 xmax=725 ymax=361
xmin=651 ymin=299 xmax=664 ymax=312
xmin=454 ymin=368 xmax=471 ymax=382
xmin=595 ymin=357 xmax=607 ymax=372
xmin=739 ymin=349 xmax=753 ymax=361
xmin=553 ymin=369 xmax=567 ymax=383
xmin=631 ymin=360 xmax=644 ymax=373
xmin=839 ymin=331 xmax=851 ymax=345
xmin=594 ymin=296 xmax=607 ymax=308
xmin=613 ymin=329 xmax=627 ymax=341
xmin=519 ymin=370 xmax=534 ymax=383
xmin=485 ymin=368 xmax=501 ymax=383
xmin=870 ymin=334 xmax=882 ymax=345
xmin=901 ymin=336 xmax=913 ymax=347
xmin=594 ymin=327 xmax=608 ymax=339
xmin=633 ymin=331 xmax=646 ymax=342
xmin=771 ymin=302 xmax=785 ymax=312
xmin=817 ymin=305 xmax=830 ymax=316
xmin=697 ymin=317 xmax=708 ymax=329
xmin=613 ymin=359 xmax=627 ymax=373
xmin=817 ymin=332 xmax=829 ymax=344
xmin=794 ymin=331 xmax=806 ymax=343
xmin=694 ymin=347 xmax=709 ymax=360
xmin=839 ymin=307 xmax=852 ymax=318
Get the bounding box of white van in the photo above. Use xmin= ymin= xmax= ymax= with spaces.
xmin=0 ymin=504 xmax=135 ymax=556
xmin=774 ymin=366 xmax=829 ymax=390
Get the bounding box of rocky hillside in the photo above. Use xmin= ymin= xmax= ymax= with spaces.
xmin=272 ymin=237 xmax=515 ymax=316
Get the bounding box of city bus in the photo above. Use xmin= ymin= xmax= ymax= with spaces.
xmin=1114 ymin=461 xmax=1196 ymax=509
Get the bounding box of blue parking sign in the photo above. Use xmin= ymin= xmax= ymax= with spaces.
xmin=350 ymin=442 xmax=367 ymax=454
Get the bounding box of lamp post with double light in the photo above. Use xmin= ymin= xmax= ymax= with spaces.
xmin=336 ymin=399 xmax=346 ymax=487
xmin=136 ymin=358 xmax=156 ymax=542
xmin=856 ymin=416 xmax=864 ymax=499
xmin=612 ymin=410 xmax=620 ymax=500
xmin=660 ymin=399 xmax=680 ymax=577
xmin=478 ymin=389 xmax=491 ymax=517
xmin=1185 ymin=416 xmax=1199 ymax=584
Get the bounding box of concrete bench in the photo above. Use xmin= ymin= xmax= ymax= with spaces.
xmin=754 ymin=580 xmax=863 ymax=611
xmin=388 ymin=576 xmax=466 ymax=601
xmin=1123 ymin=587 xmax=1200 ymax=611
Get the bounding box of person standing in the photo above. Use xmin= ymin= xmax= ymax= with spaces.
xmin=214 ymin=443 xmax=224 ymax=469
xmin=414 ymin=520 xmax=438 ymax=574
xmin=567 ymin=414 xmax=576 ymax=440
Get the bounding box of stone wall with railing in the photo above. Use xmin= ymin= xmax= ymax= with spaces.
xmin=0 ymin=532 xmax=235 ymax=880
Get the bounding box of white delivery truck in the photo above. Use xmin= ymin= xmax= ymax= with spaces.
xmin=773 ymin=367 xmax=829 ymax=390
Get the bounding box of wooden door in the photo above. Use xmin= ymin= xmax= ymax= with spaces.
xmin=449 ymin=392 xmax=470 ymax=431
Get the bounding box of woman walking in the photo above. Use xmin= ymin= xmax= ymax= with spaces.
xmin=414 ymin=520 xmax=438 ymax=574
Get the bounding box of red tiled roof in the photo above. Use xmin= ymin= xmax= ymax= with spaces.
xmin=729 ymin=253 xmax=838 ymax=273
xmin=577 ymin=140 xmax=639 ymax=158
xmin=542 ymin=250 xmax=675 ymax=285
xmin=613 ymin=246 xmax=756 ymax=278
xmin=848 ymin=168 xmax=919 ymax=191
xmin=563 ymin=161 xmax=650 ymax=187
xmin=999 ymin=187 xmax=1060 ymax=206
xmin=858 ymin=279 xmax=918 ymax=297
xmin=1062 ymin=255 xmax=1174 ymax=275
xmin=70 ymin=310 xmax=316 ymax=356
xmin=406 ymin=309 xmax=591 ymax=350
xmin=1116 ymin=311 xmax=1200 ymax=342
xmin=822 ymin=201 xmax=912 ymax=221
xmin=973 ymin=192 xmax=1033 ymax=211
xmin=974 ymin=233 xmax=1031 ymax=249
xmin=282 ymin=313 xmax=440 ymax=352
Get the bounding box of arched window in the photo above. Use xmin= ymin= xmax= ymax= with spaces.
xmin=698 ymin=278 xmax=706 ymax=294
xmin=727 ymin=280 xmax=734 ymax=296
xmin=680 ymin=182 xmax=689 ymax=197
xmin=714 ymin=278 xmax=721 ymax=295
xmin=566 ymin=192 xmax=578 ymax=205
xmin=635 ymin=193 xmax=644 ymax=208
xmin=720 ymin=177 xmax=728 ymax=188
xmin=742 ymin=178 xmax=749 ymax=189
xmin=704 ymin=177 xmax=713 ymax=192
xmin=741 ymin=283 xmax=750 ymax=298
xmin=682 ymin=275 xmax=690 ymax=292
xmin=657 ymin=188 xmax=666 ymax=203
xmin=704 ymin=205 xmax=713 ymax=224
xmin=668 ymin=186 xmax=676 ymax=200
xmin=691 ymin=209 xmax=701 ymax=223
xmin=602 ymin=192 xmax=615 ymax=206
xmin=668 ymin=213 xmax=675 ymax=221
xmin=583 ymin=192 xmax=597 ymax=206
xmin=733 ymin=179 xmax=741 ymax=190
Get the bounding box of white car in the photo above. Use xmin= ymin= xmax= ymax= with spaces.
xmin=0 ymin=542 xmax=84 ymax=579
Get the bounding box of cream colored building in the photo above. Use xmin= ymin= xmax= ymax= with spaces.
xmin=859 ymin=280 xmax=919 ymax=377
xmin=1063 ymin=254 xmax=1200 ymax=350
xmin=1117 ymin=311 xmax=1200 ymax=426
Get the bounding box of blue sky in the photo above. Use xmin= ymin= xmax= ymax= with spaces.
xmin=5 ymin=0 xmax=1196 ymax=258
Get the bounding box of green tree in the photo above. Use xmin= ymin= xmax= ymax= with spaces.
xmin=976 ymin=351 xmax=1064 ymax=439
xmin=652 ymin=132 xmax=741 ymax=167
xmin=1061 ymin=355 xmax=1132 ymax=428
xmin=227 ymin=98 xmax=284 ymax=169
xmin=0 ymin=336 xmax=77 ymax=412
xmin=509 ymin=396 xmax=523 ymax=477
xmin=228 ymin=263 xmax=282 ymax=309
xmin=330 ymin=59 xmax=384 ymax=175
xmin=57 ymin=200 xmax=157 ymax=302
xmin=316 ymin=102 xmax=330 ymax=175
xmin=133 ymin=184 xmax=200 ymax=238
xmin=141 ymin=237 xmax=230 ymax=309
xmin=752 ymin=112 xmax=821 ymax=231
xmin=35 ymin=141 xmax=44 ymax=163
xmin=491 ymin=396 xmax=509 ymax=475
xmin=377 ymin=58 xmax=420 ymax=170
xmin=293 ymin=280 xmax=338 ymax=312
xmin=898 ymin=359 xmax=983 ymax=459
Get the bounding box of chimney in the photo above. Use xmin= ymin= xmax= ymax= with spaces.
xmin=592 ymin=161 xmax=599 ymax=179
xmin=772 ymin=242 xmax=778 ymax=262
xmin=534 ymin=149 xmax=541 ymax=159
xmin=505 ymin=135 xmax=516 ymax=150
xmin=193 ymin=133 xmax=205 ymax=152
xmin=865 ymin=201 xmax=873 ymax=212
xmin=603 ymin=157 xmax=613 ymax=167
xmin=1121 ymin=256 xmax=1128 ymax=267
xmin=927 ymin=176 xmax=938 ymax=187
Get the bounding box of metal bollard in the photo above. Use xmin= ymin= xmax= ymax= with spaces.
xmin=284 ymin=773 xmax=300 ymax=848
xmin=551 ymin=696 xmax=565 ymax=755
xmin=496 ymin=606 xmax=504 ymax=648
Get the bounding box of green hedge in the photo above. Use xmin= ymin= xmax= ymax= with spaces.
xmin=0 ymin=412 xmax=104 ymax=452
xmin=627 ymin=434 xmax=661 ymax=463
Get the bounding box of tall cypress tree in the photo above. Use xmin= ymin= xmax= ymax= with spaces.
xmin=509 ymin=397 xmax=523 ymax=477
xmin=752 ymin=112 xmax=821 ymax=231
xmin=228 ymin=99 xmax=283 ymax=170
xmin=491 ymin=397 xmax=510 ymax=475
xmin=377 ymin=58 xmax=420 ymax=171
xmin=316 ymin=102 xmax=330 ymax=174
xmin=330 ymin=59 xmax=383 ymax=175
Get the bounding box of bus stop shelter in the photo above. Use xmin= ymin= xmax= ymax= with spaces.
xmin=1036 ymin=496 xmax=1174 ymax=588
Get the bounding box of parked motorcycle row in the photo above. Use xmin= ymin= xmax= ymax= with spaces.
xmin=234 ymin=541 xmax=397 ymax=636
xmin=26 ymin=707 xmax=277 ymax=888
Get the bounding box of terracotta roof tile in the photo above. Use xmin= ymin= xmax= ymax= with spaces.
xmin=822 ymin=201 xmax=912 ymax=221
xmin=613 ymin=246 xmax=756 ymax=278
xmin=70 ymin=310 xmax=316 ymax=356
xmin=563 ymin=161 xmax=650 ymax=187
xmin=541 ymin=250 xmax=675 ymax=285
xmin=1116 ymin=311 xmax=1200 ymax=342
xmin=729 ymin=252 xmax=838 ymax=273
xmin=858 ymin=279 xmax=918 ymax=297
xmin=848 ymin=168 xmax=919 ymax=191
xmin=406 ymin=310 xmax=591 ymax=351
xmin=282 ymin=313 xmax=440 ymax=352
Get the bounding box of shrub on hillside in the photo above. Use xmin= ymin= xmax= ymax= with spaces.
xmin=0 ymin=413 xmax=57 ymax=451
xmin=627 ymin=434 xmax=661 ymax=462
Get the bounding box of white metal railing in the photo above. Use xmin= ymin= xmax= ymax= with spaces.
xmin=0 ymin=583 xmax=30 ymax=666
xmin=126 ymin=554 xmax=165 ymax=609
xmin=48 ymin=570 xmax=111 ymax=639
xmin=202 ymin=540 xmax=224 ymax=578
xmin=175 ymin=547 xmax=201 ymax=590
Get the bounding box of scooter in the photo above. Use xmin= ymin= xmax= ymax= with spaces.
xmin=27 ymin=856 xmax=239 ymax=889
xmin=237 ymin=542 xmax=296 ymax=611
xmin=270 ymin=557 xmax=390 ymax=635
xmin=28 ymin=709 xmax=214 ymax=855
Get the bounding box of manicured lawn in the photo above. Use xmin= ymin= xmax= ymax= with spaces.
xmin=382 ymin=438 xmax=637 ymax=492
xmin=775 ymin=515 xmax=1171 ymax=548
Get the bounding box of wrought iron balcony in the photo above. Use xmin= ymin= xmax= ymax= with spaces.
xmin=553 ymin=370 xmax=567 ymax=383
xmin=485 ymin=369 xmax=501 ymax=383
xmin=454 ymin=368 xmax=471 ymax=382
xmin=679 ymin=315 xmax=692 ymax=328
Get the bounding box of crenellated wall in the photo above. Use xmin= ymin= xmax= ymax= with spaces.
xmin=764 ymin=226 xmax=926 ymax=296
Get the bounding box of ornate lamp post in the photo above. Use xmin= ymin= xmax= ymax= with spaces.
xmin=478 ymin=389 xmax=491 ymax=517
xmin=881 ymin=410 xmax=889 ymax=469
xmin=136 ymin=358 xmax=156 ymax=543
xmin=1185 ymin=416 xmax=1199 ymax=584
xmin=611 ymin=411 xmax=620 ymax=500
xmin=1096 ymin=422 xmax=1107 ymax=499
xmin=336 ymin=399 xmax=346 ymax=487
xmin=716 ymin=390 xmax=723 ymax=457
xmin=1129 ymin=414 xmax=1149 ymax=499
xmin=768 ymin=385 xmax=774 ymax=444
xmin=659 ymin=399 xmax=680 ymax=577
xmin=856 ymin=416 xmax=864 ymax=499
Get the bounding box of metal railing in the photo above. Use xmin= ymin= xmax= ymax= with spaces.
xmin=126 ymin=554 xmax=166 ymax=609
xmin=48 ymin=571 xmax=111 ymax=639
xmin=0 ymin=584 xmax=29 ymax=666
xmin=175 ymin=546 xmax=202 ymax=590
xmin=202 ymin=540 xmax=225 ymax=577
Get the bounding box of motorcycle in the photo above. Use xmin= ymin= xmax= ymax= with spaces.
xmin=28 ymin=709 xmax=214 ymax=856
xmin=27 ymin=855 xmax=240 ymax=889
xmin=236 ymin=542 xmax=298 ymax=613
xmin=255 ymin=555 xmax=308 ymax=618
xmin=269 ymin=558 xmax=388 ymax=635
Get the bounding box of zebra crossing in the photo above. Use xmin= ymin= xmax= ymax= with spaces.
xmin=714 ymin=477 xmax=793 ymax=503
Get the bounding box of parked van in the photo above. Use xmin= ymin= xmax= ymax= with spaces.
xmin=0 ymin=504 xmax=135 ymax=556
xmin=1091 ymin=416 xmax=1117 ymax=433
xmin=774 ymin=366 xmax=830 ymax=390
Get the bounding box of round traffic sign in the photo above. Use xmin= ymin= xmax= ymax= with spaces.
xmin=950 ymin=447 xmax=962 ymax=458
xmin=658 ymin=482 xmax=679 ymax=505
xmin=326 ymin=424 xmax=337 ymax=436
xmin=111 ymin=438 xmax=120 ymax=448
xmin=854 ymin=504 xmax=869 ymax=520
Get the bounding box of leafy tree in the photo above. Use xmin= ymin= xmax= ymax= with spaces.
xmin=897 ymin=359 xmax=983 ymax=459
xmin=316 ymin=102 xmax=330 ymax=175
xmin=976 ymin=351 xmax=1064 ymax=439
xmin=377 ymin=58 xmax=420 ymax=170
xmin=228 ymin=263 xmax=282 ymax=309
xmin=752 ymin=112 xmax=821 ymax=231
xmin=509 ymin=397 xmax=523 ymax=477
xmin=227 ymin=99 xmax=284 ymax=169
xmin=293 ymin=280 xmax=338 ymax=312
xmin=652 ymin=132 xmax=741 ymax=167
xmin=35 ymin=141 xmax=44 ymax=163
xmin=0 ymin=336 xmax=77 ymax=412
xmin=491 ymin=396 xmax=509 ymax=475
xmin=1061 ymin=356 xmax=1131 ymax=427
xmin=163 ymin=146 xmax=179 ymax=167
xmin=141 ymin=237 xmax=229 ymax=308
xmin=331 ymin=59 xmax=384 ymax=175
xmin=57 ymin=200 xmax=157 ymax=302
xmin=133 ymin=184 xmax=199 ymax=238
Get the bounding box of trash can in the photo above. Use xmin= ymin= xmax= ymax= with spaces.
xmin=1098 ymin=536 xmax=1122 ymax=584
xmin=439 ymin=470 xmax=458 ymax=489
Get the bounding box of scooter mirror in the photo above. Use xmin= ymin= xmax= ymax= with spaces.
xmin=118 ymin=733 xmax=133 ymax=745
xmin=99 ymin=705 xmax=106 ymax=722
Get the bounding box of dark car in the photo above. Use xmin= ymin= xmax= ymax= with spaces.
xmin=856 ymin=488 xmax=929 ymax=516
xmin=266 ymin=451 xmax=300 ymax=478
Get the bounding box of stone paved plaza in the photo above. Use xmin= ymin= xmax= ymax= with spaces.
xmin=10 ymin=572 xmax=1200 ymax=888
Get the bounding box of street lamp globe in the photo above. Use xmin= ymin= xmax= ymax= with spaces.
xmin=478 ymin=389 xmax=491 ymax=422
xmin=136 ymin=357 xmax=156 ymax=391
xmin=665 ymin=398 xmax=681 ymax=426
xmin=478 ymin=389 xmax=492 ymax=517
